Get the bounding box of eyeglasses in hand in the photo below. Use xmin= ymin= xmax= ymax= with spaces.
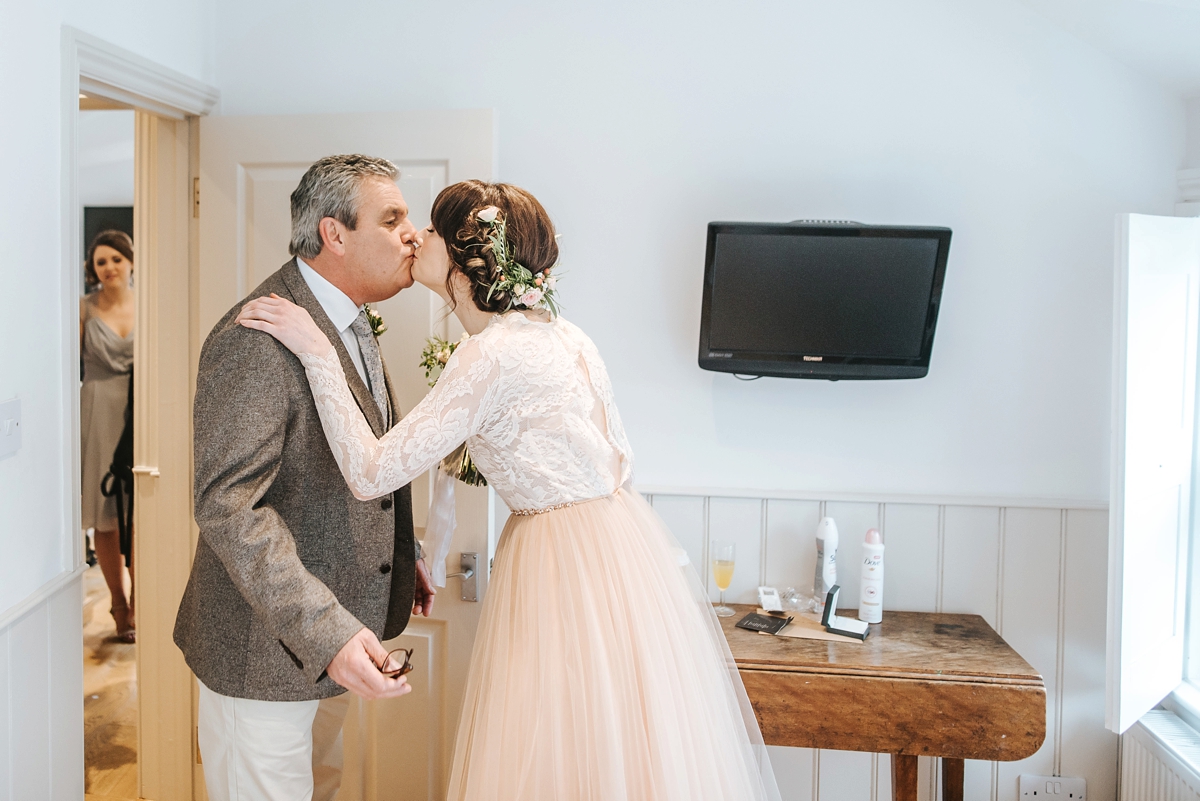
xmin=379 ymin=648 xmax=414 ymax=679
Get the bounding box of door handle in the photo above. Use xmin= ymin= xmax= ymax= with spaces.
xmin=449 ymin=552 xmax=478 ymax=602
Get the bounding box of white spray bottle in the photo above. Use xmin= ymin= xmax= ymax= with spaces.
xmin=813 ymin=517 xmax=839 ymax=607
xmin=858 ymin=528 xmax=884 ymax=623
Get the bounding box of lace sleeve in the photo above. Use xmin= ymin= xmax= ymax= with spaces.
xmin=298 ymin=338 xmax=497 ymax=501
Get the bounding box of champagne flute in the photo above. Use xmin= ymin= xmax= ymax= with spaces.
xmin=711 ymin=541 xmax=736 ymax=617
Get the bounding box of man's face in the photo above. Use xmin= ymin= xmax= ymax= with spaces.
xmin=341 ymin=178 xmax=417 ymax=303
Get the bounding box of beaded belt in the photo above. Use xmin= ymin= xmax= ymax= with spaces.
xmin=510 ymin=492 xmax=615 ymax=516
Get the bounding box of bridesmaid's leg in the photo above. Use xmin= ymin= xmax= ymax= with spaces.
xmin=94 ymin=528 xmax=133 ymax=640
xmin=126 ymin=526 xmax=134 ymax=623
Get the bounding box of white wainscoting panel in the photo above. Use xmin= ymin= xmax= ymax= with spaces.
xmin=707 ymin=497 xmax=765 ymax=604
xmin=643 ymin=489 xmax=1113 ymax=801
xmin=0 ymin=620 xmax=9 ymax=801
xmin=11 ymin=602 xmax=51 ymax=800
xmin=818 ymin=747 xmax=874 ymax=801
xmin=1061 ymin=510 xmax=1119 ymax=800
xmin=48 ymin=577 xmax=84 ymax=800
xmin=879 ymin=503 xmax=940 ymax=614
xmin=767 ymin=744 xmax=817 ymax=801
xmin=0 ymin=570 xmax=84 ymax=801
xmin=996 ymin=508 xmax=1062 ymax=801
xmin=651 ymin=494 xmax=706 ymax=585
xmin=764 ymin=500 xmax=821 ymax=595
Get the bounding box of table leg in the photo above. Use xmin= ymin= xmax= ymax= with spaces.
xmin=892 ymin=754 xmax=918 ymax=801
xmin=941 ymin=758 xmax=964 ymax=801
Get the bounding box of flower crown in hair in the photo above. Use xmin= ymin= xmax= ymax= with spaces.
xmin=477 ymin=206 xmax=559 ymax=316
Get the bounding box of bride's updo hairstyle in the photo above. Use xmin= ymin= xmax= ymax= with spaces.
xmin=429 ymin=180 xmax=558 ymax=312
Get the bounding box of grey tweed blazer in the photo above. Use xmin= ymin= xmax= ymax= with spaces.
xmin=174 ymin=259 xmax=417 ymax=701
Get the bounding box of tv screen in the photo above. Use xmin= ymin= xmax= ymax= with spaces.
xmin=698 ymin=222 xmax=951 ymax=380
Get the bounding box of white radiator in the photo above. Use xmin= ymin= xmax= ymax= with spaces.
xmin=1123 ymin=710 xmax=1200 ymax=800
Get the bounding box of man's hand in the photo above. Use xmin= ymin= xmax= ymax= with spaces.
xmin=413 ymin=558 xmax=436 ymax=617
xmin=326 ymin=627 xmax=411 ymax=700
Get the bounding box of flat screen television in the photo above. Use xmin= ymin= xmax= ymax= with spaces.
xmin=698 ymin=222 xmax=952 ymax=380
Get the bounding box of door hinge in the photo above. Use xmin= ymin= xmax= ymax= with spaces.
xmin=193 ymin=176 xmax=200 ymax=218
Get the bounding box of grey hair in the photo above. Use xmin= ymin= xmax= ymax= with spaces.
xmin=289 ymin=154 xmax=399 ymax=259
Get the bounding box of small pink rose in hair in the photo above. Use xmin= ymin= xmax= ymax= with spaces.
xmin=534 ymin=276 xmax=543 ymax=287
xmin=477 ymin=206 xmax=500 ymax=223
xmin=519 ymin=288 xmax=544 ymax=307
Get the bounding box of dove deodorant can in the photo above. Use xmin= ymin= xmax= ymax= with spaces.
xmin=858 ymin=528 xmax=884 ymax=624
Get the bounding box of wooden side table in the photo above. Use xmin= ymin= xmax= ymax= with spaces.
xmin=720 ymin=606 xmax=1046 ymax=801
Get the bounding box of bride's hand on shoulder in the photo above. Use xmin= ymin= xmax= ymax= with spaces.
xmin=237 ymin=294 xmax=333 ymax=357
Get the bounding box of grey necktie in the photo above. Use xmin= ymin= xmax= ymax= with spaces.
xmin=350 ymin=311 xmax=390 ymax=428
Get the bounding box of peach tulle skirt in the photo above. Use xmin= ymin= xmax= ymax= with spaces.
xmin=446 ymin=488 xmax=780 ymax=801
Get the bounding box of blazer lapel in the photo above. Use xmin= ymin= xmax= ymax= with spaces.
xmin=279 ymin=259 xmax=386 ymax=437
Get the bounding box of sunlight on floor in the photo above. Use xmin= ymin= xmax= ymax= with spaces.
xmin=83 ymin=564 xmax=138 ymax=801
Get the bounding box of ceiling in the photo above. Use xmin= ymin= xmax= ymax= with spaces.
xmin=1014 ymin=0 xmax=1200 ymax=97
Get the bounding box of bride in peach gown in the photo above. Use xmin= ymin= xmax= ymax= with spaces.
xmin=238 ymin=180 xmax=780 ymax=801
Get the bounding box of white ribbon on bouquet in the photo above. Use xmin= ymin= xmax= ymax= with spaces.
xmin=423 ymin=466 xmax=458 ymax=588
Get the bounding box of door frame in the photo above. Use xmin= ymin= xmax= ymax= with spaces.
xmin=62 ymin=27 xmax=217 ymax=800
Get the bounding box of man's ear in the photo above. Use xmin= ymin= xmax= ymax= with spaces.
xmin=319 ymin=217 xmax=348 ymax=257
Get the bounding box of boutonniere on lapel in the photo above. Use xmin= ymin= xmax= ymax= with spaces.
xmin=364 ymin=304 xmax=387 ymax=337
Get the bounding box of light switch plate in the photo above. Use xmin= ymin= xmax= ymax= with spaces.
xmin=0 ymin=398 xmax=20 ymax=459
xmin=1019 ymin=775 xmax=1085 ymax=800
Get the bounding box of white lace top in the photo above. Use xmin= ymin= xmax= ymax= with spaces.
xmin=298 ymin=312 xmax=633 ymax=513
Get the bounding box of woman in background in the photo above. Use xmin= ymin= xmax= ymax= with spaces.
xmin=81 ymin=230 xmax=136 ymax=643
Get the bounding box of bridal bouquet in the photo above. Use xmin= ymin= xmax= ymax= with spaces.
xmin=420 ymin=334 xmax=487 ymax=486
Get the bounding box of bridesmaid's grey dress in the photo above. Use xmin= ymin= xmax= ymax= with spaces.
xmin=80 ymin=295 xmax=133 ymax=531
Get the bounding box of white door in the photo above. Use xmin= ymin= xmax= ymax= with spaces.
xmin=1108 ymin=213 xmax=1200 ymax=734
xmin=198 ymin=110 xmax=497 ymax=800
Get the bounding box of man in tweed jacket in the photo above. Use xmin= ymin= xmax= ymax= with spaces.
xmin=174 ymin=155 xmax=435 ymax=801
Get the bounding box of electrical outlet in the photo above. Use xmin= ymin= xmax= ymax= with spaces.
xmin=0 ymin=398 xmax=20 ymax=459
xmin=1019 ymin=775 xmax=1086 ymax=800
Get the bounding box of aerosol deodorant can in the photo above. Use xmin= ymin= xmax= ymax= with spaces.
xmin=858 ymin=528 xmax=884 ymax=623
xmin=813 ymin=517 xmax=839 ymax=607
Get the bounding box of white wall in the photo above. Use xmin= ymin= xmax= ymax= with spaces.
xmin=1186 ymin=96 xmax=1200 ymax=169
xmin=78 ymin=110 xmax=134 ymax=207
xmin=0 ymin=4 xmax=210 ymax=798
xmin=211 ymin=0 xmax=1182 ymax=504
xmin=0 ymin=2 xmax=210 ymax=614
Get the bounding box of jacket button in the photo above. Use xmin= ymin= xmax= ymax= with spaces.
xmin=380 ymin=562 xmax=391 ymax=574
xmin=381 ymin=497 xmax=393 ymax=511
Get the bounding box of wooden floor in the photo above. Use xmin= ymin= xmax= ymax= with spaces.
xmin=83 ymin=564 xmax=139 ymax=801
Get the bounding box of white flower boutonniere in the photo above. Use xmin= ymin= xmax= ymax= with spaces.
xmin=364 ymin=304 xmax=387 ymax=337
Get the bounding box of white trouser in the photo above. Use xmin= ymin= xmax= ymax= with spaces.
xmin=198 ymin=681 xmax=351 ymax=801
